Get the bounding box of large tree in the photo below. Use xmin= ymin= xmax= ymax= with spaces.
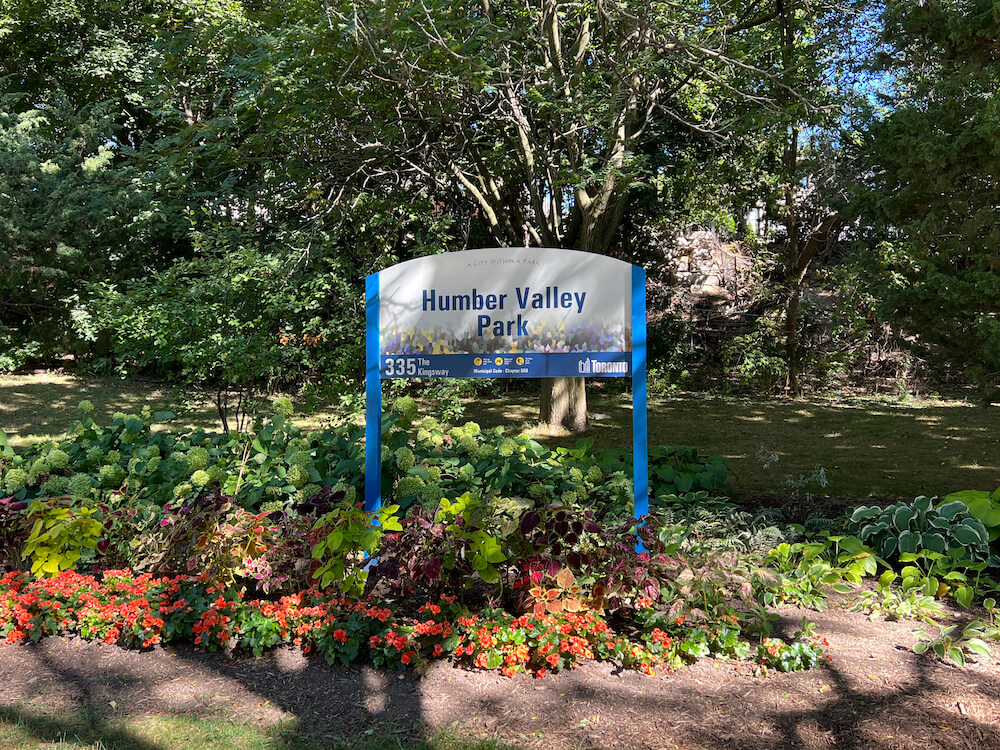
xmin=275 ymin=0 xmax=832 ymax=428
xmin=853 ymin=0 xmax=1000 ymax=397
xmin=0 ymin=0 xmax=243 ymax=361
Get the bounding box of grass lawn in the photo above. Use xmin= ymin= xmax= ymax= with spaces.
xmin=0 ymin=705 xmax=517 ymax=750
xmin=2 ymin=374 xmax=997 ymax=500
xmin=465 ymin=391 xmax=1000 ymax=500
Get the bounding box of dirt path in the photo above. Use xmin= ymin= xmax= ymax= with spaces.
xmin=2 ymin=606 xmax=999 ymax=749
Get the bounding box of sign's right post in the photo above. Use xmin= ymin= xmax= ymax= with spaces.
xmin=631 ymin=266 xmax=648 ymax=550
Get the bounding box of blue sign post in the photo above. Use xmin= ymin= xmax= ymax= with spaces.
xmin=631 ymin=264 xmax=648 ymax=522
xmin=365 ymin=248 xmax=647 ymax=530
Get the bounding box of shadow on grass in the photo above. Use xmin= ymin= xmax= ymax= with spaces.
xmin=0 ymin=642 xmax=166 ymax=749
xmin=465 ymin=393 xmax=1000 ymax=500
xmin=0 ymin=704 xmax=167 ymax=750
xmin=0 ymin=638 xmax=517 ymax=750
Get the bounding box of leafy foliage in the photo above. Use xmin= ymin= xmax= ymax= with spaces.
xmin=850 ymin=577 xmax=943 ymax=624
xmin=851 ymin=0 xmax=1000 ymax=398
xmin=0 ymin=569 xmax=827 ymax=677
xmin=0 ymin=405 xmax=728 ymax=519
xmin=312 ymin=500 xmax=401 ymax=597
xmin=21 ymin=499 xmax=104 ymax=577
xmin=845 ymin=496 xmax=992 ymax=563
xmin=944 ymin=487 xmax=1000 ymax=544
xmin=758 ymin=535 xmax=876 ymax=610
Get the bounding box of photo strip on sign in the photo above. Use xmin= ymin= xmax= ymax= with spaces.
xmin=366 ymin=248 xmax=647 ymax=534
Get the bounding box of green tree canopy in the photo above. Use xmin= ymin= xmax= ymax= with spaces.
xmin=853 ymin=0 xmax=1000 ymax=395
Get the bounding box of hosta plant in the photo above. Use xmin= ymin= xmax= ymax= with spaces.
xmin=944 ymin=487 xmax=1000 ymax=543
xmin=845 ymin=496 xmax=991 ymax=563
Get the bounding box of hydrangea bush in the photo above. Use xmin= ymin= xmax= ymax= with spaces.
xmin=0 ymin=400 xmax=728 ymax=517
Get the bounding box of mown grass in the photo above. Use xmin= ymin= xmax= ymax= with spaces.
xmin=2 ymin=374 xmax=997 ymax=500
xmin=0 ymin=704 xmax=520 ymax=750
xmin=466 ymin=392 xmax=1000 ymax=500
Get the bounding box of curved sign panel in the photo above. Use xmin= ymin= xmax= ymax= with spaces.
xmin=375 ymin=247 xmax=634 ymax=378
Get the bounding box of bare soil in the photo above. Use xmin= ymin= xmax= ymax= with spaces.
xmin=2 ymin=605 xmax=1000 ymax=749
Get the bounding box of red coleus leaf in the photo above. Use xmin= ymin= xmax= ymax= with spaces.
xmin=421 ymin=558 xmax=442 ymax=581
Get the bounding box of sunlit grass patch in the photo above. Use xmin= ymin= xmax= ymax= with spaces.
xmin=0 ymin=705 xmax=523 ymax=750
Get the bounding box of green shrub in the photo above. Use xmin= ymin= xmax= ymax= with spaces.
xmin=722 ymin=316 xmax=787 ymax=392
xmin=1 ymin=400 xmax=729 ymax=524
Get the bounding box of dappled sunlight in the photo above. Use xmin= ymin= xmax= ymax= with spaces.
xmin=472 ymin=391 xmax=1000 ymax=499
xmin=415 ymin=619 xmax=1000 ymax=749
xmin=2 ymin=374 xmax=998 ymax=498
xmin=0 ymin=374 xmax=217 ymax=447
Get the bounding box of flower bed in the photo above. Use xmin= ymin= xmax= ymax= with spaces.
xmin=0 ymin=569 xmax=824 ymax=676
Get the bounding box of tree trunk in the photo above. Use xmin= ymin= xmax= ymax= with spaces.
xmin=784 ymin=280 xmax=802 ymax=397
xmin=539 ymin=376 xmax=588 ymax=432
xmin=785 ymin=211 xmax=842 ymax=398
xmin=779 ymin=0 xmax=802 ymax=397
xmin=782 ymin=127 xmax=802 ymax=397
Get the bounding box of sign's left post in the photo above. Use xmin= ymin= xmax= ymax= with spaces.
xmin=364 ymin=272 xmax=382 ymax=513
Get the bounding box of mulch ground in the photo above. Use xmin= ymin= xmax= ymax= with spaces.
xmin=2 ymin=604 xmax=1000 ymax=750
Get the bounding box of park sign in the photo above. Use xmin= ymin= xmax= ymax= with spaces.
xmin=365 ymin=247 xmax=648 ymax=532
xmin=376 ymin=247 xmax=633 ymax=378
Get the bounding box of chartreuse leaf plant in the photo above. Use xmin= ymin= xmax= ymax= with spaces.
xmin=944 ymin=486 xmax=1000 ymax=543
xmin=850 ymin=568 xmax=944 ymax=624
xmin=892 ymin=548 xmax=999 ymax=608
xmin=759 ymin=534 xmax=878 ymax=610
xmin=22 ymin=498 xmax=104 ymax=576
